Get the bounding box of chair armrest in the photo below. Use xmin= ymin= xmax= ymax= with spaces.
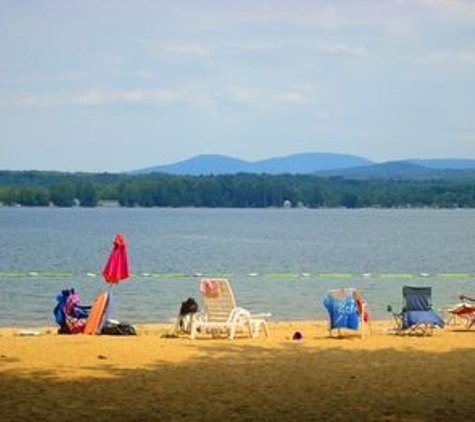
xmin=228 ymin=308 xmax=251 ymax=324
xmin=250 ymin=312 xmax=271 ymax=319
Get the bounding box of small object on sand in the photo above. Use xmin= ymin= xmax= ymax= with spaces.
xmin=292 ymin=331 xmax=303 ymax=341
xmin=18 ymin=330 xmax=41 ymax=336
xmin=161 ymin=333 xmax=179 ymax=339
xmin=97 ymin=354 xmax=107 ymax=360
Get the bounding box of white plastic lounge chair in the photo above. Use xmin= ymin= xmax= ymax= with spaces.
xmin=190 ymin=278 xmax=270 ymax=340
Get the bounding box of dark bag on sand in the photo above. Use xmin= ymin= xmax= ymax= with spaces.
xmin=101 ymin=322 xmax=137 ymax=336
xmin=57 ymin=324 xmax=70 ymax=335
xmin=179 ymin=298 xmax=199 ymax=316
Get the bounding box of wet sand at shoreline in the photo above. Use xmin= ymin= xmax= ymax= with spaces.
xmin=1 ymin=320 xmax=474 ymax=421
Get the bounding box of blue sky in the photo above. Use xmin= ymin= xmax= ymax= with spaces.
xmin=1 ymin=0 xmax=475 ymax=172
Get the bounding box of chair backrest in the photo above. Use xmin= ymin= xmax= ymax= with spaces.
xmin=403 ymin=286 xmax=432 ymax=311
xmin=328 ymin=287 xmax=355 ymax=299
xmin=325 ymin=288 xmax=358 ymax=313
xmin=53 ymin=289 xmax=72 ymax=325
xmin=324 ymin=287 xmax=360 ymax=331
xmin=200 ymin=278 xmax=236 ymax=323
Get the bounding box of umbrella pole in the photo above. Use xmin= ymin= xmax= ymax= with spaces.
xmin=106 ymin=283 xmax=113 ymax=317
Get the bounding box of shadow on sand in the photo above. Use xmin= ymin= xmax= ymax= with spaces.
xmin=1 ymin=342 xmax=474 ymax=421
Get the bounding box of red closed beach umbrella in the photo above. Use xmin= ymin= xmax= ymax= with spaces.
xmin=84 ymin=233 xmax=130 ymax=335
xmin=102 ymin=232 xmax=129 ymax=284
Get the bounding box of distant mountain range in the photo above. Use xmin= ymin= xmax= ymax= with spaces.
xmin=135 ymin=153 xmax=373 ymax=175
xmin=133 ymin=153 xmax=475 ymax=179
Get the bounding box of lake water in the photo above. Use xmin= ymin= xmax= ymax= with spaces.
xmin=1 ymin=207 xmax=475 ymax=326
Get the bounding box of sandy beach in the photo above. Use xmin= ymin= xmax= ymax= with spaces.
xmin=1 ymin=320 xmax=474 ymax=421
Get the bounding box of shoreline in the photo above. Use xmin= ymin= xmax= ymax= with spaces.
xmin=0 ymin=317 xmax=451 ymax=335
xmin=0 ymin=318 xmax=393 ymax=333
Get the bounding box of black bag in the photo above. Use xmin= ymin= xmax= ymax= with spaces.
xmin=101 ymin=322 xmax=137 ymax=336
xmin=179 ymin=298 xmax=199 ymax=316
xmin=57 ymin=324 xmax=70 ymax=335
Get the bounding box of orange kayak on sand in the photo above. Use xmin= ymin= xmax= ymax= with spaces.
xmin=83 ymin=291 xmax=109 ymax=335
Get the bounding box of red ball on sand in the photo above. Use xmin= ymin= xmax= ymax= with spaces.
xmin=292 ymin=331 xmax=303 ymax=341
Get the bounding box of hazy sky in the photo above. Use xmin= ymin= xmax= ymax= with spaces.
xmin=1 ymin=0 xmax=475 ymax=172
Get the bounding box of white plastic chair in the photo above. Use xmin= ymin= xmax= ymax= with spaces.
xmin=190 ymin=278 xmax=270 ymax=340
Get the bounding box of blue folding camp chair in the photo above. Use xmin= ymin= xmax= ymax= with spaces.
xmin=392 ymin=286 xmax=444 ymax=336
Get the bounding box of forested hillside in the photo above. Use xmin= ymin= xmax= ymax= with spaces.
xmin=1 ymin=171 xmax=475 ymax=208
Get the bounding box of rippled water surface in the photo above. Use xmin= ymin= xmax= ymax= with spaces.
xmin=1 ymin=207 xmax=475 ymax=325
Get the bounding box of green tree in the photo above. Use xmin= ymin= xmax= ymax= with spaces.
xmin=17 ymin=186 xmax=50 ymax=206
xmin=50 ymin=182 xmax=76 ymax=207
xmin=341 ymin=192 xmax=359 ymax=208
xmin=76 ymin=182 xmax=98 ymax=207
xmin=0 ymin=187 xmax=18 ymax=205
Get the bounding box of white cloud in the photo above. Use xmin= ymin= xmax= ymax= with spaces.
xmin=70 ymin=89 xmax=183 ymax=105
xmin=4 ymin=83 xmax=311 ymax=109
xmin=71 ymin=90 xmax=105 ymax=105
xmin=110 ymin=89 xmax=181 ymax=104
xmin=237 ymin=41 xmax=368 ymax=58
xmin=223 ymin=85 xmax=259 ymax=104
xmin=240 ymin=42 xmax=291 ymax=53
xmin=222 ymin=85 xmax=311 ymax=108
xmin=159 ymin=44 xmax=214 ymax=58
xmin=134 ymin=70 xmax=154 ymax=80
xmin=418 ymin=0 xmax=475 ymax=15
xmin=420 ymin=51 xmax=475 ymax=64
xmin=2 ymin=88 xmax=186 ymax=106
xmin=317 ymin=43 xmax=368 ymax=57
xmin=271 ymin=92 xmax=310 ymax=105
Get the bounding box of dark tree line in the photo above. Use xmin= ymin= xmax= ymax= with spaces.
xmin=1 ymin=171 xmax=475 ymax=208
xmin=0 ymin=181 xmax=98 ymax=207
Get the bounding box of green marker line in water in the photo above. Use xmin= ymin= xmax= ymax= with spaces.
xmin=316 ymin=273 xmax=352 ymax=279
xmin=150 ymin=272 xmax=190 ymax=278
xmin=2 ymin=270 xmax=475 ymax=280
xmin=0 ymin=272 xmax=30 ymax=278
xmin=380 ymin=273 xmax=417 ymax=279
xmin=36 ymin=272 xmax=73 ymax=278
xmin=437 ymin=273 xmax=473 ymax=278
xmin=0 ymin=271 xmax=73 ymax=278
xmin=264 ymin=273 xmax=300 ymax=279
